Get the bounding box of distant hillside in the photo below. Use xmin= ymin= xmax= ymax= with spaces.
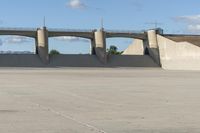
xmin=0 ymin=51 xmax=34 ymax=54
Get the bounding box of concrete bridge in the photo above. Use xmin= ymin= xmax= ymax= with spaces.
xmin=0 ymin=27 xmax=148 ymax=64
xmin=1 ymin=27 xmax=200 ymax=70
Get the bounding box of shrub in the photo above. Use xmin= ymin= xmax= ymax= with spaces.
xmin=107 ymin=45 xmax=123 ymax=55
xmin=49 ymin=49 xmax=60 ymax=55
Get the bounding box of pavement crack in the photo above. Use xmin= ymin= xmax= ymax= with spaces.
xmin=34 ymin=103 xmax=107 ymax=133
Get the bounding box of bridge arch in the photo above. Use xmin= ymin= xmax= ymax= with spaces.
xmin=105 ymin=37 xmax=134 ymax=54
xmin=104 ymin=31 xmax=147 ymax=55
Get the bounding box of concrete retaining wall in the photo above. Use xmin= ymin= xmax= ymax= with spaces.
xmin=0 ymin=54 xmax=159 ymax=67
xmin=107 ymin=55 xmax=158 ymax=67
xmin=49 ymin=55 xmax=104 ymax=67
xmin=0 ymin=54 xmax=45 ymax=67
xmin=157 ymin=35 xmax=200 ymax=70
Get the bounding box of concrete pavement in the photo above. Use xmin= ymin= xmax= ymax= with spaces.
xmin=0 ymin=68 xmax=200 ymax=133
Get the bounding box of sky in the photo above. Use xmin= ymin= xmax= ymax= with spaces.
xmin=0 ymin=0 xmax=200 ymax=53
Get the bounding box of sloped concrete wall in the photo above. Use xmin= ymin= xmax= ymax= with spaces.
xmin=0 ymin=54 xmax=159 ymax=67
xmin=0 ymin=54 xmax=45 ymax=67
xmin=157 ymin=35 xmax=200 ymax=70
xmin=51 ymin=55 xmax=158 ymax=67
xmin=49 ymin=55 xmax=104 ymax=67
xmin=107 ymin=55 xmax=159 ymax=67
xmin=122 ymin=39 xmax=144 ymax=55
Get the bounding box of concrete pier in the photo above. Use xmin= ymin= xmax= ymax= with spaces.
xmin=147 ymin=30 xmax=158 ymax=48
xmin=147 ymin=29 xmax=161 ymax=65
xmin=90 ymin=39 xmax=96 ymax=55
xmin=37 ymin=27 xmax=49 ymax=64
xmin=35 ymin=38 xmax=38 ymax=54
xmin=94 ymin=29 xmax=107 ymax=63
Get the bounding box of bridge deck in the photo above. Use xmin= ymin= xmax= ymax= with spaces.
xmin=0 ymin=27 xmax=147 ymax=39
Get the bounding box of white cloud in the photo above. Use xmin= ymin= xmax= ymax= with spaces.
xmin=0 ymin=39 xmax=2 ymax=45
xmin=187 ymin=24 xmax=200 ymax=33
xmin=130 ymin=0 xmax=143 ymax=11
xmin=67 ymin=0 xmax=86 ymax=9
xmin=173 ymin=15 xmax=200 ymax=33
xmin=54 ymin=36 xmax=90 ymax=43
xmin=4 ymin=36 xmax=31 ymax=44
xmin=174 ymin=15 xmax=200 ymax=24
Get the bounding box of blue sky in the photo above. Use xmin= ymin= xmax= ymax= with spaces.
xmin=0 ymin=0 xmax=200 ymax=53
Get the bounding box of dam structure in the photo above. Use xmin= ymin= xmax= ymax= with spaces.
xmin=0 ymin=27 xmax=200 ymax=70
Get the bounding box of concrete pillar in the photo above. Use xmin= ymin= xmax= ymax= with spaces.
xmin=146 ymin=29 xmax=161 ymax=66
xmin=94 ymin=29 xmax=107 ymax=63
xmin=36 ymin=27 xmax=49 ymax=64
xmin=90 ymin=39 xmax=96 ymax=55
xmin=147 ymin=30 xmax=158 ymax=48
xmin=35 ymin=38 xmax=38 ymax=54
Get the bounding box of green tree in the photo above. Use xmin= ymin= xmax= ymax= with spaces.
xmin=49 ymin=49 xmax=60 ymax=55
xmin=107 ymin=45 xmax=123 ymax=55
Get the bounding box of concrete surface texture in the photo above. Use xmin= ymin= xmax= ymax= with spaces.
xmin=157 ymin=35 xmax=200 ymax=70
xmin=122 ymin=39 xmax=144 ymax=55
xmin=1 ymin=68 xmax=200 ymax=133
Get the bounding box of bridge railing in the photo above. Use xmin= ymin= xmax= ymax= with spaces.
xmin=0 ymin=27 xmax=147 ymax=34
xmin=0 ymin=27 xmax=37 ymax=31
xmin=48 ymin=28 xmax=95 ymax=32
xmin=105 ymin=29 xmax=146 ymax=34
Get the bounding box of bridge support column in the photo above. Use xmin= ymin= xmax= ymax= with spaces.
xmin=94 ymin=29 xmax=107 ymax=64
xmin=148 ymin=30 xmax=158 ymax=48
xmin=35 ymin=38 xmax=38 ymax=54
xmin=147 ymin=29 xmax=162 ymax=65
xmin=90 ymin=39 xmax=96 ymax=55
xmin=36 ymin=27 xmax=49 ymax=64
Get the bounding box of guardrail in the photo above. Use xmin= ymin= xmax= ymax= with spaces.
xmin=0 ymin=27 xmax=146 ymax=34
xmin=0 ymin=27 xmax=37 ymax=31
xmin=105 ymin=29 xmax=146 ymax=33
xmin=48 ymin=28 xmax=95 ymax=32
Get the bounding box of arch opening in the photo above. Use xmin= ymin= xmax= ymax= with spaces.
xmin=49 ymin=36 xmax=92 ymax=55
xmin=0 ymin=35 xmax=36 ymax=54
xmin=106 ymin=38 xmax=136 ymax=55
